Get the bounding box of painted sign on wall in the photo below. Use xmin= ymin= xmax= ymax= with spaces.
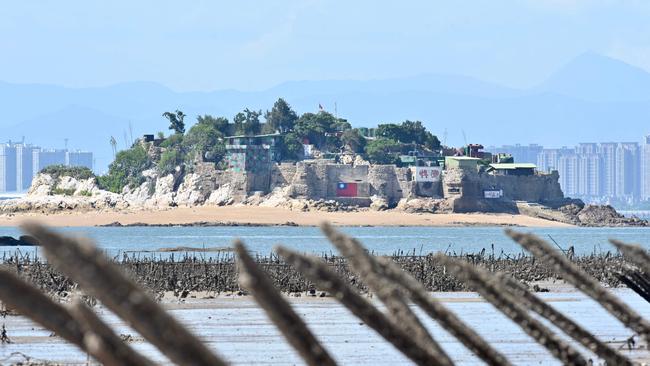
xmin=412 ymin=166 xmax=442 ymax=182
xmin=336 ymin=182 xmax=358 ymax=197
xmin=484 ymin=189 xmax=503 ymax=199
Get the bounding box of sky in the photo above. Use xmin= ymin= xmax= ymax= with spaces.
xmin=3 ymin=0 xmax=650 ymax=91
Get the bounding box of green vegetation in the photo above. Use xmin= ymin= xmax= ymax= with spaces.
xmin=281 ymin=132 xmax=304 ymax=161
xmin=183 ymin=117 xmax=226 ymax=163
xmin=163 ymin=110 xmax=186 ymax=134
xmin=264 ymin=98 xmax=297 ymax=134
xmin=234 ymin=108 xmax=262 ymax=135
xmin=158 ymin=149 xmax=183 ymax=175
xmin=40 ymin=165 xmax=94 ymax=180
xmin=78 ymin=190 xmax=93 ymax=197
xmin=52 ymin=187 xmax=76 ymax=196
xmin=376 ymin=120 xmax=441 ymax=150
xmin=97 ymin=98 xmax=441 ymax=192
xmin=364 ymin=138 xmax=402 ymax=164
xmin=97 ymin=144 xmax=152 ymax=193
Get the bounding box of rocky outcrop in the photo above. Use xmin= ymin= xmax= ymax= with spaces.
xmin=3 ymin=163 xmax=647 ymax=228
xmin=396 ymin=197 xmax=450 ymax=213
xmin=576 ymin=205 xmax=648 ymax=227
xmin=0 ymin=235 xmax=39 ymax=246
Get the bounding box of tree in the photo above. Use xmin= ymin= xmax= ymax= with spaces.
xmin=233 ymin=112 xmax=246 ymax=135
xmin=243 ymin=108 xmax=262 ymax=135
xmin=109 ymin=136 xmax=117 ymax=158
xmin=294 ymin=111 xmax=337 ymax=148
xmin=281 ymin=132 xmax=304 ymax=160
xmin=375 ymin=120 xmax=440 ymax=151
xmin=163 ymin=110 xmax=186 ymax=134
xmin=97 ymin=145 xmax=152 ymax=193
xmin=264 ymin=98 xmax=298 ymax=133
xmin=364 ymin=138 xmax=401 ymax=164
xmin=183 ymin=120 xmax=225 ymax=163
xmin=196 ymin=115 xmax=230 ymax=135
xmin=158 ymin=149 xmax=183 ymax=175
xmin=341 ymin=129 xmax=366 ymax=153
xmin=376 ymin=123 xmax=405 ymax=142
xmin=233 ymin=109 xmax=262 ymax=135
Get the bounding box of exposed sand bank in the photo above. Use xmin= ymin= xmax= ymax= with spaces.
xmin=0 ymin=206 xmax=573 ymax=227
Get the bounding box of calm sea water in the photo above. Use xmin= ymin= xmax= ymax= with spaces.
xmin=0 ymin=225 xmax=648 ymax=258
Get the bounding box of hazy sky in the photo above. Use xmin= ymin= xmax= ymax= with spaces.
xmin=3 ymin=0 xmax=650 ymax=91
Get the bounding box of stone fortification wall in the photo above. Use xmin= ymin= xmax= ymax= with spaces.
xmin=441 ymin=168 xmax=563 ymax=202
xmin=485 ymin=172 xmax=564 ymax=203
xmin=441 ymin=168 xmax=564 ymax=212
xmin=288 ymin=161 xmax=327 ymax=199
xmin=325 ymin=164 xmax=370 ymax=197
xmin=282 ymin=163 xmax=444 ymax=204
xmin=367 ymin=165 xmax=404 ymax=204
xmin=270 ymin=163 xmax=297 ymax=190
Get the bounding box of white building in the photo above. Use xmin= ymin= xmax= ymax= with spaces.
xmin=598 ymin=142 xmax=618 ymax=198
xmin=643 ymin=135 xmax=650 ymax=201
xmin=557 ymin=154 xmax=579 ymax=197
xmin=32 ymin=149 xmax=67 ymax=177
xmin=615 ymin=142 xmax=641 ymax=199
xmin=0 ymin=144 xmax=17 ymax=192
xmin=66 ymin=150 xmax=93 ymax=170
xmin=16 ymin=144 xmax=39 ymax=191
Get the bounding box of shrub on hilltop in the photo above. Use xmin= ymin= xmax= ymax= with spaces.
xmin=97 ymin=144 xmax=152 ymax=193
xmin=40 ymin=165 xmax=95 ymax=180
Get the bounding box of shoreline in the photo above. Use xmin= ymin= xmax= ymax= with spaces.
xmin=0 ymin=205 xmax=574 ymax=227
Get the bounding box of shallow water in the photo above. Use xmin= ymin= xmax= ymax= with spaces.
xmin=0 ymin=225 xmax=648 ymax=258
xmin=1 ymin=289 xmax=648 ymax=365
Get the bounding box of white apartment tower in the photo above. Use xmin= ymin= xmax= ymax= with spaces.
xmin=643 ymin=135 xmax=650 ymax=201
xmin=598 ymin=142 xmax=618 ymax=198
xmin=615 ymin=142 xmax=641 ymax=199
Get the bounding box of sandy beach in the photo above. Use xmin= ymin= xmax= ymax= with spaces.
xmin=0 ymin=206 xmax=572 ymax=227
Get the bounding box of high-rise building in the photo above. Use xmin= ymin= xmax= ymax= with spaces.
xmin=577 ymin=153 xmax=602 ymax=197
xmin=536 ymin=147 xmax=573 ymax=173
xmin=598 ymin=142 xmax=618 ymax=198
xmin=642 ymin=135 xmax=650 ymax=201
xmin=487 ymin=140 xmax=647 ymax=202
xmin=1 ymin=142 xmax=94 ymax=192
xmin=16 ymin=144 xmax=39 ymax=191
xmin=488 ymin=144 xmax=543 ymax=165
xmin=66 ymin=151 xmax=93 ymax=170
xmin=558 ymin=153 xmax=579 ymax=196
xmin=615 ymin=142 xmax=641 ymax=199
xmin=576 ymin=143 xmax=599 ymax=155
xmin=32 ymin=149 xmax=67 ymax=177
xmin=0 ymin=144 xmax=17 ymax=192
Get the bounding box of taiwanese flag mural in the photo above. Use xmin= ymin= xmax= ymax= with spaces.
xmin=336 ymin=182 xmax=357 ymax=197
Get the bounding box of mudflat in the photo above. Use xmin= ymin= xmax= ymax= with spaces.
xmin=0 ymin=206 xmax=573 ymax=227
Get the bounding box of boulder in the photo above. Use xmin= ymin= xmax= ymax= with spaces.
xmin=576 ymin=205 xmax=647 ymax=227
xmin=0 ymin=236 xmax=38 ymax=246
xmin=369 ymin=195 xmax=388 ymax=211
xmin=207 ymin=184 xmax=235 ymax=206
xmin=27 ymin=173 xmax=55 ymax=196
xmin=175 ymin=173 xmax=210 ymax=206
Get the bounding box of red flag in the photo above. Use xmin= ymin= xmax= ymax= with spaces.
xmin=336 ymin=182 xmax=357 ymax=197
xmin=318 ymin=103 xmax=324 ymax=111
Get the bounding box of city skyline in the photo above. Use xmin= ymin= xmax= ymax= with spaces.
xmin=489 ymin=135 xmax=650 ymax=204
xmin=0 ymin=141 xmax=93 ymax=193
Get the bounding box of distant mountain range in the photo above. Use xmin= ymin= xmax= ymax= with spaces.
xmin=2 ymin=52 xmax=650 ymax=172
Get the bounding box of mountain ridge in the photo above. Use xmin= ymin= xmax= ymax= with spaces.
xmin=2 ymin=52 xmax=650 ymax=172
